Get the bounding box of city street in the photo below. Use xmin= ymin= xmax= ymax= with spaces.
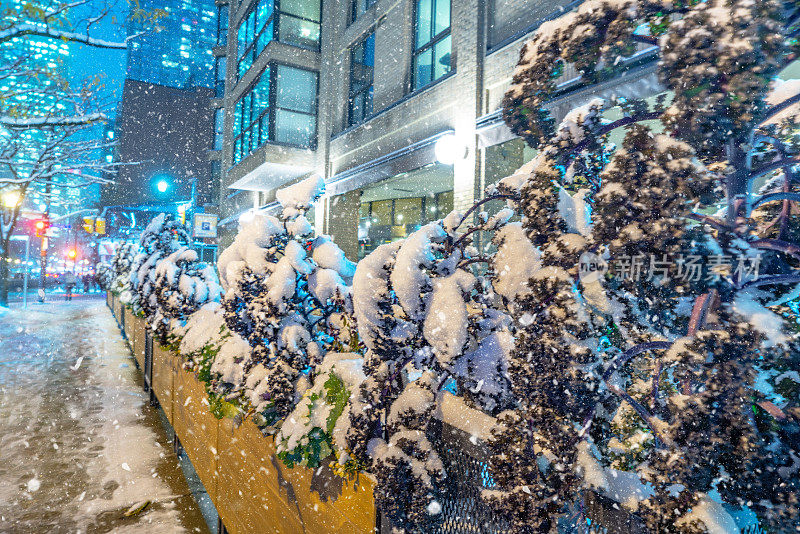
xmin=0 ymin=297 xmax=208 ymax=533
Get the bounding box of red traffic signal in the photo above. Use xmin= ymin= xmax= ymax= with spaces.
xmin=34 ymin=218 xmax=50 ymax=237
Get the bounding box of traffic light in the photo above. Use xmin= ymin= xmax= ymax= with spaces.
xmin=66 ymin=248 xmax=77 ymax=260
xmin=95 ymin=218 xmax=106 ymax=235
xmin=34 ymin=217 xmax=50 ymax=237
xmin=82 ymin=216 xmax=95 ymax=234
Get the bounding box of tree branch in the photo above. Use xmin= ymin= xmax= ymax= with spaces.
xmin=741 ymin=274 xmax=800 ymax=289
xmin=0 ymin=23 xmax=131 ymax=49
xmin=0 ymin=112 xmax=108 ymax=129
xmin=747 ymin=157 xmax=800 ymax=184
xmin=751 ymin=191 xmax=800 ymax=210
xmin=601 ymin=341 xmax=672 ymax=382
xmin=750 ymin=238 xmax=800 ymax=261
xmin=760 ymin=91 xmax=800 ymax=125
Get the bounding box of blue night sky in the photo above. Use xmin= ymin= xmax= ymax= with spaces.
xmin=66 ymin=1 xmax=130 ymax=119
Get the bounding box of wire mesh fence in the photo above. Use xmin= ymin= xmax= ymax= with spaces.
xmin=403 ymin=419 xmax=765 ymax=534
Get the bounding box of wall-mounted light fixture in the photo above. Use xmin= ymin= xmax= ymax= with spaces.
xmin=434 ymin=133 xmax=468 ymax=165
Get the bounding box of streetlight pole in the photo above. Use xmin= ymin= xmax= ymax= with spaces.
xmin=22 ymin=235 xmax=29 ymax=308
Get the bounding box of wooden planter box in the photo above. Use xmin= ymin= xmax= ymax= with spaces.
xmin=132 ymin=317 xmax=146 ymax=369
xmin=106 ymin=291 xmax=112 ymax=309
xmin=151 ymin=344 xmax=175 ymax=425
xmin=134 ymin=341 xmax=378 ymax=534
xmin=216 ymin=418 xmax=375 ymax=534
xmin=172 ymin=363 xmax=219 ymax=502
xmin=113 ymin=296 xmax=122 ymax=324
xmin=123 ymin=307 xmax=134 ymax=344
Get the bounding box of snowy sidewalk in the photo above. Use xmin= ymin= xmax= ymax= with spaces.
xmin=0 ymin=298 xmax=208 ymax=533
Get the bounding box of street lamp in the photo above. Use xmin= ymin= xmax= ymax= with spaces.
xmin=2 ymin=191 xmax=21 ymax=208
xmin=156 ymin=179 xmax=169 ymax=193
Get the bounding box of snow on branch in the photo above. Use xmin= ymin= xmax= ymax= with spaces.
xmin=0 ymin=23 xmax=131 ymax=49
xmin=0 ymin=112 xmax=108 ymax=129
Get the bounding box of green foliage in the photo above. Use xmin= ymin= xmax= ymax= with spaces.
xmin=207 ymin=391 xmax=241 ymax=420
xmin=323 ymin=372 xmax=349 ymax=434
xmin=277 ymin=371 xmax=351 ymax=469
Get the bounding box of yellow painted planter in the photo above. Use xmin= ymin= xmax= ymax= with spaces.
xmin=143 ymin=345 xmax=377 ymax=534
xmin=123 ymin=307 xmax=134 ymax=344
xmin=216 ymin=418 xmax=375 ymax=534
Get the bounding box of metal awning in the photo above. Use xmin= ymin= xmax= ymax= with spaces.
xmin=227 ymin=161 xmax=313 ymax=192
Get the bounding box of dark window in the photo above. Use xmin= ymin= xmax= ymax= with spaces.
xmin=488 ymin=0 xmax=576 ymax=49
xmin=236 ymin=0 xmax=321 ymax=79
xmin=412 ymin=0 xmax=451 ymax=90
xmin=214 ymin=108 xmax=224 ymax=150
xmin=348 ymin=31 xmax=375 ymax=127
xmin=217 ymin=4 xmax=229 ymax=46
xmin=350 ymin=0 xmax=377 ymax=23
xmin=232 ymin=64 xmax=317 ymax=164
xmin=211 ymin=160 xmax=221 ymax=204
xmin=215 ymin=56 xmax=226 ymax=97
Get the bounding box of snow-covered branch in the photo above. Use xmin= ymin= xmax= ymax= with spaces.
xmin=0 ymin=112 xmax=108 ymax=129
xmin=0 ymin=23 xmax=130 ymax=49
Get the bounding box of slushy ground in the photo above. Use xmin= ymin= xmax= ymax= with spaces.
xmin=0 ymin=297 xmax=209 ymax=534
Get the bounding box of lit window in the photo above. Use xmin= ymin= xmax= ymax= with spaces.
xmin=412 ymin=0 xmax=451 ymax=90
xmin=236 ymin=0 xmax=321 ymax=79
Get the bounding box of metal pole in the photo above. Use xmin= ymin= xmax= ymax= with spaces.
xmin=22 ymin=236 xmax=29 ymax=308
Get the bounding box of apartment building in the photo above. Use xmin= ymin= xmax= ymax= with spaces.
xmin=214 ymin=0 xmax=663 ymax=258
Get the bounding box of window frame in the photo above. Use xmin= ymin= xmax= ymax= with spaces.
xmin=411 ymin=0 xmax=452 ymax=91
xmin=236 ymin=0 xmax=322 ymax=80
xmin=231 ymin=62 xmax=319 ymax=165
xmin=350 ymin=0 xmax=377 ymax=24
xmin=213 ymin=107 xmax=225 ymax=151
xmin=273 ymin=62 xmax=319 ymax=147
xmin=347 ymin=31 xmax=375 ymax=127
xmin=217 ymin=3 xmax=229 ymax=46
xmin=214 ymin=56 xmax=227 ymax=98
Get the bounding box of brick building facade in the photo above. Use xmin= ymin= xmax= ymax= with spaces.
xmin=213 ymin=0 xmax=663 ymax=258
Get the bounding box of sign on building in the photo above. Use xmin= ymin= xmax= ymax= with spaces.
xmin=193 ymin=213 xmax=218 ymax=238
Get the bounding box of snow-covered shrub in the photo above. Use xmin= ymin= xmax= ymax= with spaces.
xmin=151 ymin=246 xmax=222 ymax=342
xmin=98 ymin=241 xmax=137 ymax=301
xmin=487 ymin=0 xmax=800 ymax=531
xmin=129 ymin=214 xmax=190 ymax=320
xmin=344 ymin=197 xmax=538 ymax=531
xmin=170 ymin=303 xmax=252 ymax=419
xmin=95 ymin=261 xmax=112 ymax=290
xmin=218 ymin=175 xmax=358 ymax=428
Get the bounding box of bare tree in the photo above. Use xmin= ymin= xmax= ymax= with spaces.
xmin=0 ymin=0 xmax=161 ymax=305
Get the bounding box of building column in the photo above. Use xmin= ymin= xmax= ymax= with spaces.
xmin=325 ymin=190 xmax=361 ymax=261
xmin=451 ymin=0 xmax=485 ymax=217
